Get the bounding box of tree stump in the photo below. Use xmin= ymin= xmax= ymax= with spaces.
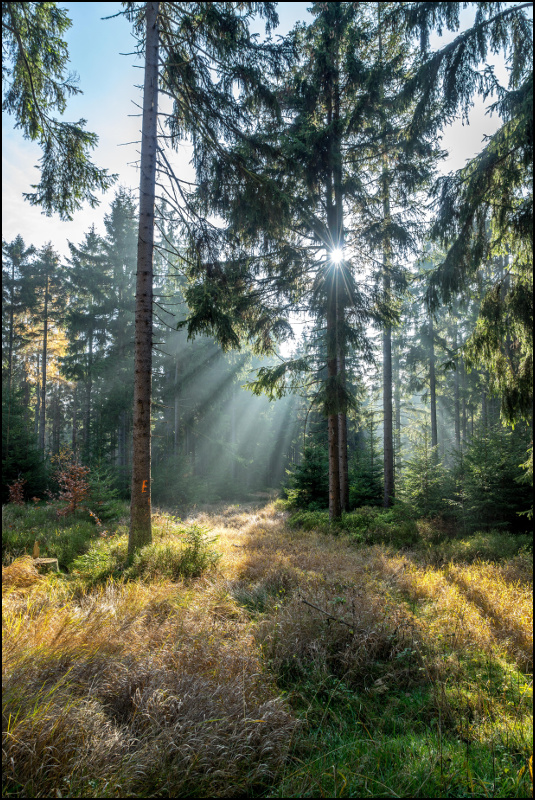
xmin=33 ymin=558 xmax=59 ymax=573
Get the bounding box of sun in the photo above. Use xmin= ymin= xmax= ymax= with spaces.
xmin=330 ymin=247 xmax=344 ymax=265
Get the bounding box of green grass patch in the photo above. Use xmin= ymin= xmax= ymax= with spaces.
xmin=2 ymin=501 xmax=129 ymax=569
xmin=268 ymin=642 xmax=532 ymax=798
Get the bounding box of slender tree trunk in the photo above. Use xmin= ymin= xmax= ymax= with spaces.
xmin=393 ymin=338 xmax=402 ymax=477
xmin=482 ymin=386 xmax=488 ymax=431
xmin=52 ymin=385 xmax=61 ymax=455
xmin=23 ymin=369 xmax=30 ymax=428
xmin=429 ymin=316 xmax=438 ymax=453
xmin=327 ymin=296 xmax=341 ymax=521
xmin=327 ymin=26 xmax=343 ymax=521
xmin=461 ymin=356 xmax=467 ymax=443
xmin=84 ymin=329 xmax=93 ymax=462
xmin=174 ymin=355 xmax=180 ymax=457
xmin=35 ymin=354 xmax=40 ymax=437
xmin=191 ymin=421 xmax=196 ymax=476
xmin=5 ymin=260 xmax=15 ymax=469
xmin=382 ymin=178 xmax=394 ymax=507
xmin=39 ymin=273 xmax=49 ymax=452
xmin=231 ymin=382 xmax=237 ymax=482
xmin=130 ymin=1 xmax=159 ymax=555
xmin=338 ymin=349 xmax=349 ymax=512
xmin=454 ymin=325 xmax=461 ymax=449
xmin=72 ymin=384 xmax=78 ymax=456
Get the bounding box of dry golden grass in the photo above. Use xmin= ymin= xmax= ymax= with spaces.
xmin=2 ymin=502 xmax=533 ymax=797
xmin=3 ymin=554 xmax=296 ymax=797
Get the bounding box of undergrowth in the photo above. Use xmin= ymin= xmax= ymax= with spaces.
xmin=2 ymin=501 xmax=533 ymax=798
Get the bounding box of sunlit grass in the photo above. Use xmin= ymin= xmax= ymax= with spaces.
xmin=2 ymin=501 xmax=533 ymax=797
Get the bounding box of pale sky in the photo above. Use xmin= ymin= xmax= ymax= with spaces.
xmin=2 ymin=2 xmax=514 ymax=259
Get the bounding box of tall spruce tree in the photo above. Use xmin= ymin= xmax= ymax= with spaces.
xmin=122 ymin=1 xmax=283 ymax=551
xmin=31 ymin=244 xmax=66 ymax=453
xmin=399 ymin=2 xmax=533 ymax=429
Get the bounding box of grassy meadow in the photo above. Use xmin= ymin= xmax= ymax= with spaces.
xmin=2 ymin=500 xmax=533 ymax=798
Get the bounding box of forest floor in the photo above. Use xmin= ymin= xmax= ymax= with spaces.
xmin=2 ymin=500 xmax=533 ymax=798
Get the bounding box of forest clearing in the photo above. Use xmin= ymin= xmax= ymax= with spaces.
xmin=2 ymin=499 xmax=533 ymax=798
xmin=2 ymin=2 xmax=533 ymax=797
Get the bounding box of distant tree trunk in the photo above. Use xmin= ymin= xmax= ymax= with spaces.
xmin=23 ymin=369 xmax=30 ymax=427
xmin=84 ymin=329 xmax=93 ymax=462
xmin=174 ymin=356 xmax=180 ymax=457
xmin=190 ymin=422 xmax=196 ymax=476
xmin=326 ymin=45 xmax=343 ymax=521
xmin=52 ymin=385 xmax=61 ymax=455
xmin=429 ymin=316 xmax=438 ymax=453
xmin=382 ymin=181 xmax=394 ymax=507
xmin=35 ymin=354 xmax=40 ymax=437
xmin=338 ymin=348 xmax=349 ymax=512
xmin=118 ymin=409 xmax=126 ymax=469
xmin=481 ymin=386 xmax=488 ymax=430
xmin=377 ymin=11 xmax=394 ymax=507
xmin=72 ymin=384 xmax=78 ymax=455
xmin=461 ymin=356 xmax=468 ymax=443
xmin=130 ymin=1 xmax=159 ymax=556
xmin=39 ymin=272 xmax=49 ymax=452
xmin=231 ymin=382 xmax=237 ymax=482
xmin=5 ymin=258 xmax=15 ymax=469
xmin=454 ymin=325 xmax=461 ymax=449
xmin=393 ymin=338 xmax=402 ymax=477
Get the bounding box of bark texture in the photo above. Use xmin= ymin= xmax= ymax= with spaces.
xmin=130 ymin=1 xmax=159 ymax=556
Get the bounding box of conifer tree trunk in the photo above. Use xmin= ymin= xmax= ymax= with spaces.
xmin=231 ymin=382 xmax=237 ymax=482
xmin=5 ymin=259 xmax=15 ymax=469
xmin=454 ymin=324 xmax=461 ymax=449
xmin=72 ymin=384 xmax=78 ymax=456
xmin=327 ymin=290 xmax=341 ymax=520
xmin=461 ymin=356 xmax=468 ymax=443
xmin=34 ymin=354 xmax=40 ymax=437
xmin=130 ymin=1 xmax=159 ymax=556
xmin=39 ymin=273 xmax=49 ymax=452
xmin=328 ymin=22 xmax=344 ymax=520
xmin=338 ymin=349 xmax=349 ymax=512
xmin=174 ymin=355 xmax=180 ymax=457
xmin=429 ymin=316 xmax=438 ymax=452
xmin=393 ymin=338 xmax=402 ymax=477
xmin=382 ymin=176 xmax=394 ymax=507
xmin=84 ymin=329 xmax=93 ymax=462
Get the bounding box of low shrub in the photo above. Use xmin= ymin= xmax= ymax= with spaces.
xmin=70 ymin=534 xmax=129 ymax=585
xmin=127 ymin=524 xmax=221 ymax=582
xmin=288 ymin=505 xmax=419 ymax=548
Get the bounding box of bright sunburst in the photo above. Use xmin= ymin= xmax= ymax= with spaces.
xmin=330 ymin=247 xmax=344 ymax=265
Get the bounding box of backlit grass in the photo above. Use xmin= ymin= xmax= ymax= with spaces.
xmin=2 ymin=501 xmax=533 ymax=797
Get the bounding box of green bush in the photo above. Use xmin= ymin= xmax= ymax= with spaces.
xmin=288 ymin=505 xmax=419 ymax=548
xmin=126 ymin=524 xmax=221 ymax=581
xmin=283 ymin=446 xmax=329 ymax=510
xmin=70 ymin=533 xmax=128 ymax=584
xmin=288 ymin=509 xmax=330 ymax=533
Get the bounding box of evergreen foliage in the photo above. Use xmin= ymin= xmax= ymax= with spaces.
xmin=284 ymin=445 xmax=329 ymax=510
xmin=1 ymin=385 xmax=46 ymax=503
xmin=451 ymin=423 xmax=533 ymax=532
xmin=2 ymin=2 xmax=116 ymax=218
xmin=399 ymin=431 xmax=446 ymax=518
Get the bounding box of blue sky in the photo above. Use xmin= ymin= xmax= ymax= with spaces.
xmin=2 ymin=2 xmax=512 ymax=258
